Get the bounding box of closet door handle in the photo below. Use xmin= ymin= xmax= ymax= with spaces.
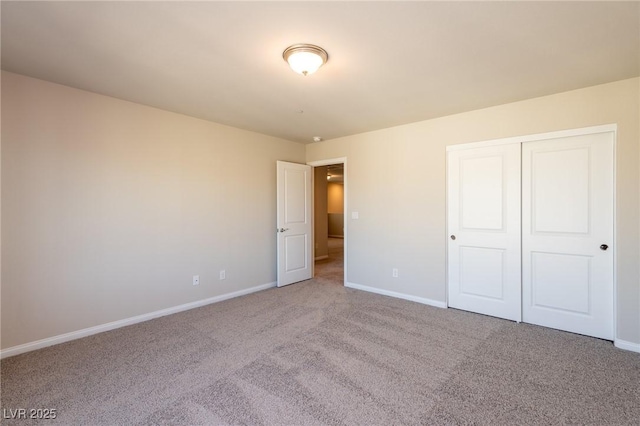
xmin=450 ymin=235 xmax=456 ymax=241
xmin=600 ymin=244 xmax=608 ymax=251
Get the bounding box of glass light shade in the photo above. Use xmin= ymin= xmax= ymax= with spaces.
xmin=287 ymin=51 xmax=324 ymax=76
xmin=283 ymin=44 xmax=328 ymax=76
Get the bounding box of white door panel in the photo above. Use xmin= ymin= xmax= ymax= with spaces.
xmin=277 ymin=161 xmax=312 ymax=287
xmin=522 ymin=133 xmax=614 ymax=340
xmin=530 ymin=252 xmax=591 ymax=313
xmin=530 ymin=147 xmax=590 ymax=234
xmin=460 ymin=155 xmax=505 ymax=230
xmin=459 ymin=247 xmax=505 ymax=300
xmin=448 ymin=144 xmax=521 ymax=322
xmin=285 ymin=234 xmax=307 ymax=270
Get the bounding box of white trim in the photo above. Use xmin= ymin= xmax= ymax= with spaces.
xmin=307 ymin=157 xmax=347 ymax=168
xmin=346 ymin=281 xmax=447 ymax=309
xmin=314 ymin=255 xmax=329 ymax=261
xmin=0 ymin=281 xmax=277 ymax=359
xmin=446 ymin=124 xmax=618 ymax=151
xmin=611 ymin=128 xmax=618 ymax=343
xmin=343 ymin=160 xmax=348 ymax=286
xmin=614 ymin=339 xmax=640 ymax=353
xmin=308 ymin=157 xmax=348 ymax=286
xmin=310 ymin=166 xmax=316 ymax=278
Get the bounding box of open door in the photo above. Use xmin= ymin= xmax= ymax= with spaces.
xmin=277 ymin=161 xmax=313 ymax=287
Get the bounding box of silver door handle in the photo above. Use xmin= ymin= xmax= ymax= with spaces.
xmin=277 ymin=228 xmax=290 ymax=233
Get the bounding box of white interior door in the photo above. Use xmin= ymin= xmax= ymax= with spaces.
xmin=277 ymin=161 xmax=313 ymax=287
xmin=522 ymin=132 xmax=614 ymax=340
xmin=447 ymin=144 xmax=522 ymax=321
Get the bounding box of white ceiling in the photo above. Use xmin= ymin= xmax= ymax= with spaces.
xmin=2 ymin=1 xmax=638 ymax=144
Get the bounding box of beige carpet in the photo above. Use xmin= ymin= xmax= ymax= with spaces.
xmin=2 ymin=240 xmax=639 ymax=425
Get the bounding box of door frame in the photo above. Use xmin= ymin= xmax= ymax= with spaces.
xmin=307 ymin=157 xmax=348 ymax=285
xmin=446 ymin=124 xmax=617 ymax=339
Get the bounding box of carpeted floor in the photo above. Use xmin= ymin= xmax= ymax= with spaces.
xmin=314 ymin=237 xmax=345 ymax=286
xmin=2 ymin=238 xmax=639 ymax=425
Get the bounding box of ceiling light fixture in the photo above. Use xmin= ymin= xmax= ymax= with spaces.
xmin=327 ymin=174 xmax=331 ymax=181
xmin=283 ymin=44 xmax=328 ymax=76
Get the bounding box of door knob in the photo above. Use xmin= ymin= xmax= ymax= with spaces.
xmin=277 ymin=228 xmax=289 ymax=233
xmin=600 ymin=244 xmax=608 ymax=251
xmin=450 ymin=235 xmax=456 ymax=240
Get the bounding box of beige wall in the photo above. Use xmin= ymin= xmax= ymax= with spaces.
xmin=307 ymin=77 xmax=640 ymax=345
xmin=327 ymin=182 xmax=344 ymax=214
xmin=314 ymin=166 xmax=329 ymax=259
xmin=327 ymin=182 xmax=344 ymax=238
xmin=1 ymin=72 xmax=305 ymax=349
xmin=2 ymin=71 xmax=639 ymax=351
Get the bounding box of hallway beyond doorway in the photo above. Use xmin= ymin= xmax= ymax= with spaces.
xmin=315 ymin=238 xmax=343 ymax=285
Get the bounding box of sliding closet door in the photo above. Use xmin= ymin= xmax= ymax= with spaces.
xmin=447 ymin=144 xmax=521 ymax=321
xmin=522 ymin=132 xmax=614 ymax=340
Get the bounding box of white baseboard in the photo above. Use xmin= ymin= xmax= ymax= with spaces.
xmin=0 ymin=281 xmax=277 ymax=359
xmin=314 ymin=255 xmax=329 ymax=261
xmin=614 ymin=338 xmax=640 ymax=353
xmin=345 ymin=281 xmax=447 ymax=309
xmin=7 ymin=278 xmax=632 ymax=358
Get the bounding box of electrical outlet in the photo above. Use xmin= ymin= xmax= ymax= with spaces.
xmin=193 ymin=275 xmax=200 ymax=286
xmin=392 ymin=268 xmax=398 ymax=278
xmin=219 ymin=270 xmax=226 ymax=280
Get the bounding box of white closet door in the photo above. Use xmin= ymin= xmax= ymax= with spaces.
xmin=522 ymin=132 xmax=614 ymax=340
xmin=447 ymin=144 xmax=522 ymax=321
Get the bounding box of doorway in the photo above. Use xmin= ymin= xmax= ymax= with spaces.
xmin=308 ymin=158 xmax=347 ymax=285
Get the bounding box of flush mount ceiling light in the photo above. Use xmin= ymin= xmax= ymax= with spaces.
xmin=283 ymin=44 xmax=328 ymax=76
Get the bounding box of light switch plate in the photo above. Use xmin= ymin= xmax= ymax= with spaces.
xmin=351 ymin=212 xmax=359 ymax=219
